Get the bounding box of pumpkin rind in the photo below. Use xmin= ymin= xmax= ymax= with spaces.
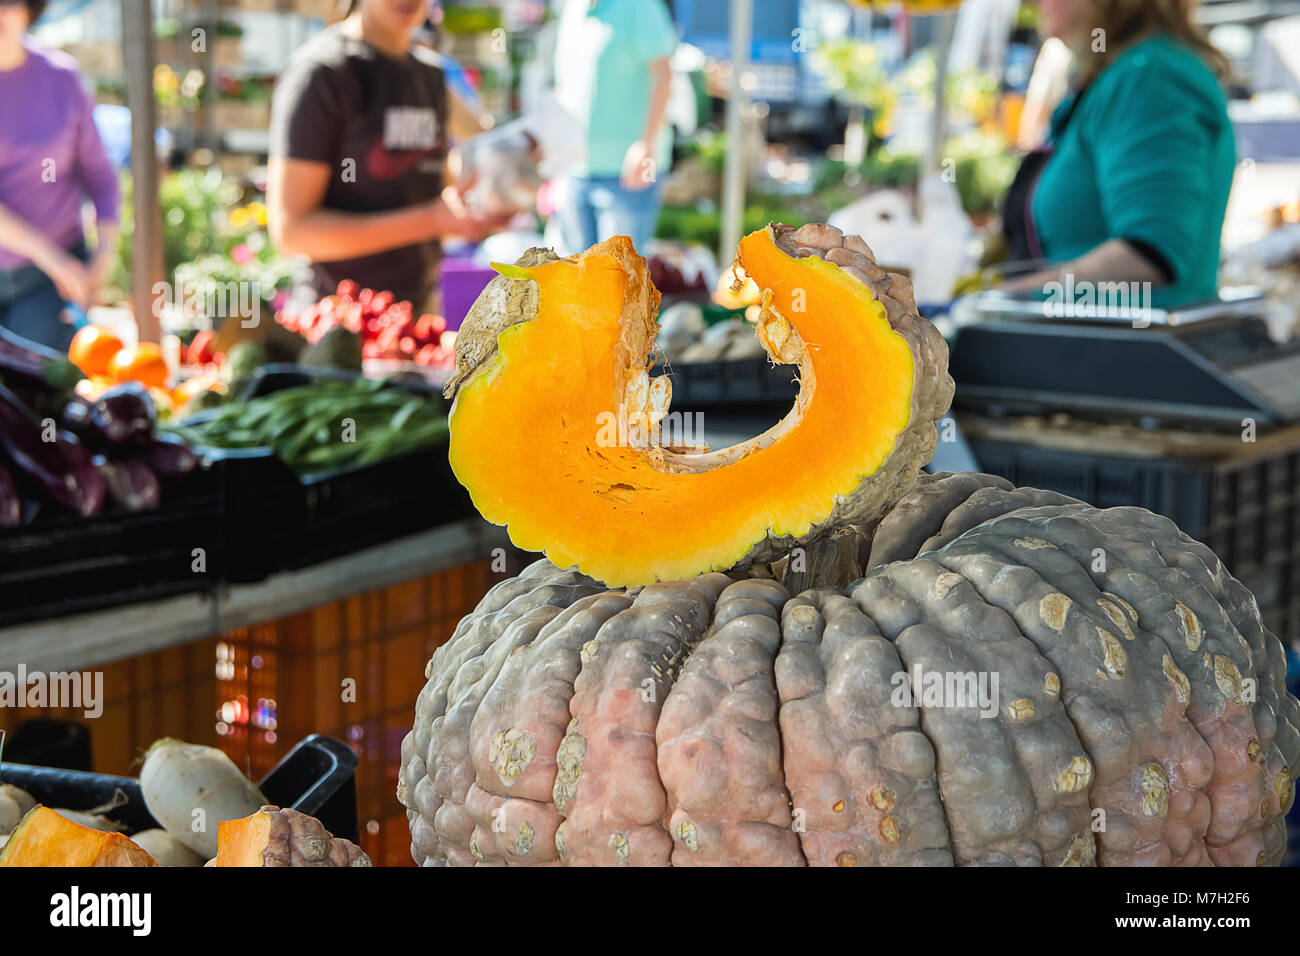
xmin=400 ymin=474 xmax=1300 ymax=866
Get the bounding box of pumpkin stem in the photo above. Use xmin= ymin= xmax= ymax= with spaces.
xmin=779 ymin=528 xmax=867 ymax=593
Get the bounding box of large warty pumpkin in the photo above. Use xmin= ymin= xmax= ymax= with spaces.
xmin=399 ymin=224 xmax=1299 ymax=866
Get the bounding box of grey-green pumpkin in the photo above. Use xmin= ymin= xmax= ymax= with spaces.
xmin=400 ymin=471 xmax=1299 ymax=866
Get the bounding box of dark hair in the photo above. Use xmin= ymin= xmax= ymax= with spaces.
xmin=27 ymin=0 xmax=48 ymax=22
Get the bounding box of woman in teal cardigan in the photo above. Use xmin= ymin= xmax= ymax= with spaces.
xmin=1002 ymin=0 xmax=1234 ymax=308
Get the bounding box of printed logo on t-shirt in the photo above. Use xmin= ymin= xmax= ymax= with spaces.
xmin=384 ymin=107 xmax=438 ymax=150
xmin=365 ymin=106 xmax=443 ymax=180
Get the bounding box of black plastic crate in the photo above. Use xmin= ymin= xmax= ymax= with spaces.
xmin=662 ymin=360 xmax=726 ymax=405
xmin=240 ymin=363 xmax=443 ymax=404
xmin=0 ymin=733 xmax=360 ymax=843
xmin=209 ymin=447 xmax=309 ymax=584
xmin=0 ymin=465 xmax=221 ymax=628
xmin=760 ymin=363 xmax=801 ymax=403
xmin=292 ymin=445 xmax=472 ymax=572
xmin=655 ymin=358 xmax=799 ymax=408
xmin=202 ymin=366 xmax=469 ymax=583
xmin=969 ymin=436 xmax=1300 ymax=642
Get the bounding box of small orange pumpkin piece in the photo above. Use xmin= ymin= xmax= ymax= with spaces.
xmin=0 ymin=807 xmax=157 ymax=867
xmin=214 ymin=806 xmax=371 ymax=867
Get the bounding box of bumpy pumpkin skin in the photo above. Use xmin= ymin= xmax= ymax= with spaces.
xmin=400 ymin=474 xmax=1300 ymax=866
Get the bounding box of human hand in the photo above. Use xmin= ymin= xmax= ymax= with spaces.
xmin=34 ymin=245 xmax=92 ymax=309
xmin=620 ymin=140 xmax=657 ymax=192
xmin=998 ymin=269 xmax=1056 ymax=294
xmin=86 ymin=247 xmax=115 ymax=306
xmin=429 ymin=183 xmax=514 ymax=240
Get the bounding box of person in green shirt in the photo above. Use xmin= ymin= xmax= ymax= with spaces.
xmin=1002 ymin=0 xmax=1235 ymax=309
xmin=552 ymin=0 xmax=677 ymax=255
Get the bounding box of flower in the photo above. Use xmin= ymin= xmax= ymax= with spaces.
xmin=231 ymin=244 xmax=254 ymax=264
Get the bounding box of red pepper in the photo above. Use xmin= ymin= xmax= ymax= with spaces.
xmin=186 ymin=329 xmax=217 ymax=366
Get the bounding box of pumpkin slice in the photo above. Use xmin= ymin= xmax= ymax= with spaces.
xmin=445 ymin=223 xmax=954 ymax=586
xmin=0 ymin=807 xmax=157 ymax=867
xmin=214 ymin=806 xmax=371 ymax=867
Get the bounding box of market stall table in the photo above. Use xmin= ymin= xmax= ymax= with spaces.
xmin=0 ymin=517 xmax=512 ymax=672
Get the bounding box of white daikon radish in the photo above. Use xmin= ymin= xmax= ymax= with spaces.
xmin=130 ymin=828 xmax=206 ymax=867
xmin=0 ymin=784 xmax=36 ymax=819
xmin=139 ymin=738 xmax=266 ymax=859
xmin=48 ymin=808 xmax=126 ymax=832
xmin=0 ymin=791 xmax=20 ymax=835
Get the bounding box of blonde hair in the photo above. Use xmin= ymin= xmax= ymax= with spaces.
xmin=1080 ymin=0 xmax=1230 ymax=82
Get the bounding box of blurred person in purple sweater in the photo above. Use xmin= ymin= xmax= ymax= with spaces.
xmin=0 ymin=0 xmax=120 ymax=351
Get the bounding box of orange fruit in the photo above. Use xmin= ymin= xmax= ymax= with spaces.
xmin=69 ymin=325 xmax=125 ymax=377
xmin=108 ymin=342 xmax=169 ymax=388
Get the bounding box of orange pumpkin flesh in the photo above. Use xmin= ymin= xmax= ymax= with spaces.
xmin=0 ymin=807 xmax=157 ymax=867
xmin=215 ymin=807 xmax=274 ymax=866
xmin=445 ymin=224 xmax=952 ymax=587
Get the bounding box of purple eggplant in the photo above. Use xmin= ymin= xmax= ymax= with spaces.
xmin=98 ymin=457 xmax=161 ymax=512
xmin=0 ymin=463 xmax=19 ymax=527
xmin=136 ymin=433 xmax=199 ymax=479
xmin=57 ymin=433 xmax=106 ymax=517
xmin=0 ymin=323 xmax=85 ymax=391
xmin=0 ymin=383 xmax=100 ymax=515
xmin=19 ymin=496 xmax=41 ymax=526
xmin=60 ymin=394 xmax=94 ymax=434
xmin=80 ymin=383 xmax=156 ymax=448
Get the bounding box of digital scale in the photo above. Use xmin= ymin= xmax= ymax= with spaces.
xmin=949 ymin=290 xmax=1300 ymax=429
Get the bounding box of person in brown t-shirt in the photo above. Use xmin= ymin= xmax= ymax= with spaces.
xmin=267 ymin=0 xmax=508 ymax=313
